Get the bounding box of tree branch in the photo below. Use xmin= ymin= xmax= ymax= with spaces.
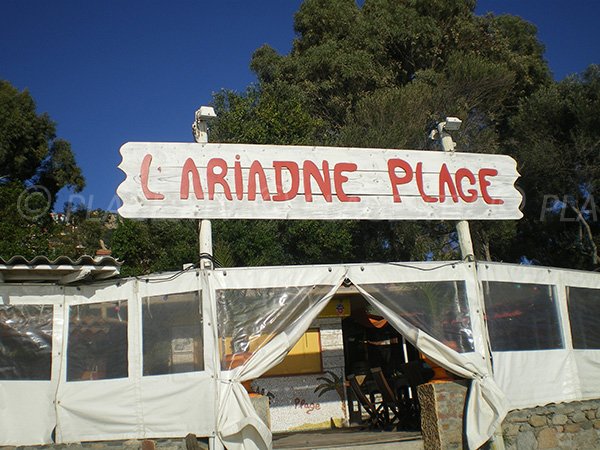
xmin=569 ymin=203 xmax=599 ymax=265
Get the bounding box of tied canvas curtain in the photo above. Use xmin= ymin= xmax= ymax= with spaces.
xmin=211 ymin=266 xmax=347 ymax=450
xmin=348 ymin=264 xmax=509 ymax=450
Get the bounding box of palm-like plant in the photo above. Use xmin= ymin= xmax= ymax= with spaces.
xmin=314 ymin=370 xmax=345 ymax=400
xmin=314 ymin=370 xmax=348 ymax=422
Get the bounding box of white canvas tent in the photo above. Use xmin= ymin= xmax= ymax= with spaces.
xmin=1 ymin=261 xmax=600 ymax=449
xmin=478 ymin=262 xmax=600 ymax=409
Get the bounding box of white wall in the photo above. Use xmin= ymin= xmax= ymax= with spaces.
xmin=251 ymin=317 xmax=348 ymax=432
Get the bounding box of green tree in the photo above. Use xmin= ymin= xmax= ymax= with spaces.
xmin=0 ymin=80 xmax=87 ymax=260
xmin=0 ymin=183 xmax=48 ymax=258
xmin=45 ymin=207 xmax=116 ymax=260
xmin=250 ymin=0 xmax=549 ymax=132
xmin=208 ymin=83 xmax=359 ymax=267
xmin=111 ymin=219 xmax=199 ymax=276
xmin=211 ymin=0 xmax=550 ymax=264
xmin=0 ymin=187 xmax=115 ymax=261
xmin=211 ymin=84 xmax=327 ymax=146
xmin=508 ymin=65 xmax=600 ymax=269
xmin=0 ymin=80 xmax=84 ymax=200
xmin=336 ymin=51 xmax=519 ymax=261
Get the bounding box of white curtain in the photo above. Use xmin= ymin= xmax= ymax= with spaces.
xmin=478 ymin=262 xmax=594 ymax=410
xmin=210 ymin=266 xmax=347 ymax=450
xmin=0 ymin=285 xmax=63 ymax=446
xmin=348 ymin=264 xmax=509 ymax=450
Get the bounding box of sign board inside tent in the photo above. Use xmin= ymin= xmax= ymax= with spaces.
xmin=117 ymin=142 xmax=522 ymax=220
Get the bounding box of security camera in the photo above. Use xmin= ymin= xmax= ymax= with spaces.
xmin=192 ymin=106 xmax=217 ymax=143
xmin=196 ymin=106 xmax=216 ymax=120
xmin=444 ymin=117 xmax=462 ymax=131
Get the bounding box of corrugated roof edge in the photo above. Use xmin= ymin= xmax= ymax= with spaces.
xmin=0 ymin=255 xmax=122 ymax=267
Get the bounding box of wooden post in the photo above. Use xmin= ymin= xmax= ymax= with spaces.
xmin=434 ymin=119 xmax=505 ymax=450
xmin=436 ymin=119 xmax=475 ymax=261
xmin=192 ymin=106 xmax=216 ymax=270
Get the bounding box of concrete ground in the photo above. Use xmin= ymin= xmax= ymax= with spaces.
xmin=272 ymin=429 xmax=423 ymax=450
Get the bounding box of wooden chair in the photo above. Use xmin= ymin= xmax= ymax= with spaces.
xmin=398 ymin=360 xmax=429 ymax=429
xmin=402 ymin=360 xmax=429 ymax=387
xmin=347 ymin=374 xmax=386 ymax=429
xmin=370 ymin=367 xmax=402 ymax=425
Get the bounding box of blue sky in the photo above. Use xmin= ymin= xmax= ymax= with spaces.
xmin=1 ymin=0 xmax=598 ymax=212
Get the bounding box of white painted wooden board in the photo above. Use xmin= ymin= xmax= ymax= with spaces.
xmin=117 ymin=142 xmax=522 ymax=220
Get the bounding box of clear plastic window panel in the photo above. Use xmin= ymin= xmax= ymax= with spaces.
xmin=358 ymin=281 xmax=475 ymax=353
xmin=217 ymin=285 xmax=332 ymax=370
xmin=483 ymin=281 xmax=563 ymax=351
xmin=142 ymin=291 xmax=204 ymax=375
xmin=0 ymin=304 xmax=53 ymax=380
xmin=567 ymin=286 xmax=600 ymax=349
xmin=67 ymin=301 xmax=128 ymax=381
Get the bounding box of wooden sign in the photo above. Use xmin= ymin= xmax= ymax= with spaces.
xmin=117 ymin=142 xmax=522 ymax=220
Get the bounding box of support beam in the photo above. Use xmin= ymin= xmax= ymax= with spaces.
xmin=433 ymin=118 xmax=504 ymax=450
xmin=435 ymin=118 xmax=474 ymax=261
xmin=193 ymin=106 xmax=217 ymax=270
xmin=199 ymin=219 xmax=213 ymax=270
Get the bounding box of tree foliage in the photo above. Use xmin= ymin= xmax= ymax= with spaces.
xmin=0 ymin=183 xmax=48 ymax=258
xmin=208 ymin=0 xmax=553 ymax=267
xmin=210 ymin=84 xmax=327 ymax=146
xmin=250 ymin=0 xmax=548 ymax=131
xmin=0 ymin=80 xmax=87 ymax=260
xmin=110 ymin=219 xmax=200 ymax=276
xmin=0 ymin=184 xmax=113 ymax=261
xmin=5 ymin=2 xmax=596 ymax=274
xmin=508 ymin=65 xmax=600 ymax=268
xmin=0 ymin=80 xmax=84 ymax=200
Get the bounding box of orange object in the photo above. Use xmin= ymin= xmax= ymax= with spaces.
xmin=223 ymin=352 xmax=255 ymax=394
xmin=421 ymin=354 xmax=455 ymax=383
